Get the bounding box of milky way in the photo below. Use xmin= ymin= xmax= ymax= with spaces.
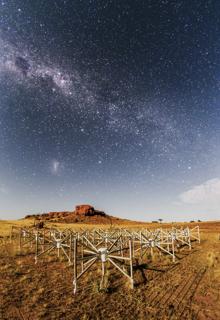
xmin=1 ymin=1 xmax=220 ymax=220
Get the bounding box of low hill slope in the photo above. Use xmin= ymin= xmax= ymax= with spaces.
xmin=24 ymin=204 xmax=136 ymax=225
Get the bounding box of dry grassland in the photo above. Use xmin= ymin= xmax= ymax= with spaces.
xmin=0 ymin=220 xmax=219 ymax=319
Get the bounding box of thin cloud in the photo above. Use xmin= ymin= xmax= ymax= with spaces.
xmin=179 ymin=178 xmax=220 ymax=205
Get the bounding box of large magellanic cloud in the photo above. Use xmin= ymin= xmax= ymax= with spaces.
xmin=179 ymin=178 xmax=220 ymax=205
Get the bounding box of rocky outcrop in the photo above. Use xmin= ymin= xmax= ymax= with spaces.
xmin=75 ymin=205 xmax=106 ymax=217
xmin=24 ymin=204 xmax=133 ymax=225
xmin=75 ymin=205 xmax=94 ymax=215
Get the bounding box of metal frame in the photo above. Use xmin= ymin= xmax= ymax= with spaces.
xmin=73 ymin=235 xmax=134 ymax=294
xmin=9 ymin=225 xmax=201 ymax=294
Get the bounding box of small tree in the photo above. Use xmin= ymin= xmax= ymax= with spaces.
xmin=158 ymin=218 xmax=163 ymax=223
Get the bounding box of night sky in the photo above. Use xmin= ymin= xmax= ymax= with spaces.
xmin=1 ymin=1 xmax=220 ymax=221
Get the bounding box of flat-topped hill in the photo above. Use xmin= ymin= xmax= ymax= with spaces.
xmin=24 ymin=204 xmax=137 ymax=225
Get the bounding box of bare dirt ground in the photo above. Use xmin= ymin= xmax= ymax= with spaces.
xmin=0 ymin=220 xmax=219 ymax=320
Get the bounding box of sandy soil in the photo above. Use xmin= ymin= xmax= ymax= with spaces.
xmin=0 ymin=221 xmax=219 ymax=320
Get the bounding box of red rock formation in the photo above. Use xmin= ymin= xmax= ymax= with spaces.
xmin=75 ymin=205 xmax=94 ymax=215
xmin=74 ymin=205 xmax=106 ymax=217
xmin=24 ymin=204 xmax=136 ymax=224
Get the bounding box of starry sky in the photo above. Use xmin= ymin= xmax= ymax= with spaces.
xmin=1 ymin=0 xmax=220 ymax=221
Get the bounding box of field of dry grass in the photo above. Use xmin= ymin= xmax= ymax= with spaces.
xmin=0 ymin=220 xmax=220 ymax=319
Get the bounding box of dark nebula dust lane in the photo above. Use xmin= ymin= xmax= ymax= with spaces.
xmin=0 ymin=1 xmax=220 ymax=221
